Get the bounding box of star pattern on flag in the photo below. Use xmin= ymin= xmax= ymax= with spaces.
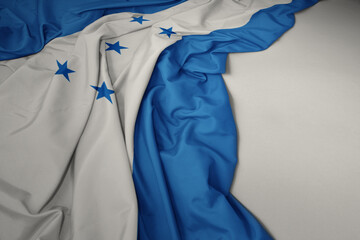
xmin=159 ymin=27 xmax=176 ymax=38
xmin=55 ymin=60 xmax=75 ymax=82
xmin=105 ymin=41 xmax=128 ymax=54
xmin=130 ymin=16 xmax=149 ymax=24
xmin=54 ymin=24 xmax=178 ymax=103
xmin=91 ymin=82 xmax=115 ymax=103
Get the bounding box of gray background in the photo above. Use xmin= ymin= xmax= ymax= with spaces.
xmin=224 ymin=0 xmax=360 ymax=239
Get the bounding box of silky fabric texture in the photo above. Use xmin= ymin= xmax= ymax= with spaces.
xmin=0 ymin=0 xmax=186 ymax=60
xmin=133 ymin=0 xmax=318 ymax=239
xmin=0 ymin=0 xmax=293 ymax=169
xmin=1 ymin=0 xmax=301 ymax=238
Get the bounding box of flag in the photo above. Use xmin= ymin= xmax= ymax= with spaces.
xmin=0 ymin=0 xmax=318 ymax=239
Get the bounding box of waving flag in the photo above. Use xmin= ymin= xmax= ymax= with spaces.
xmin=0 ymin=0 xmax=317 ymax=239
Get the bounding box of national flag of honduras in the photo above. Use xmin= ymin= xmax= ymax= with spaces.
xmin=0 ymin=0 xmax=317 ymax=239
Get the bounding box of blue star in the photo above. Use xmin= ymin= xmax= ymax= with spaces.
xmin=91 ymin=82 xmax=115 ymax=103
xmin=55 ymin=60 xmax=75 ymax=82
xmin=130 ymin=16 xmax=149 ymax=24
xmin=105 ymin=41 xmax=128 ymax=54
xmin=159 ymin=27 xmax=176 ymax=38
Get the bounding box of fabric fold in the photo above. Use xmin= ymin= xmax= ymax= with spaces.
xmin=0 ymin=0 xmax=318 ymax=239
xmin=133 ymin=0 xmax=318 ymax=239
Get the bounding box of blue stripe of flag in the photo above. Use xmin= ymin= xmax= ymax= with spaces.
xmin=133 ymin=0 xmax=318 ymax=239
